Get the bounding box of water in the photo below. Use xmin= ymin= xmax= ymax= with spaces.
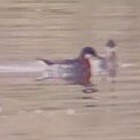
xmin=0 ymin=0 xmax=140 ymax=140
xmin=0 ymin=0 xmax=139 ymax=61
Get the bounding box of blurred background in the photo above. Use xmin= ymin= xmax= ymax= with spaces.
xmin=0 ymin=0 xmax=140 ymax=61
xmin=0 ymin=0 xmax=140 ymax=140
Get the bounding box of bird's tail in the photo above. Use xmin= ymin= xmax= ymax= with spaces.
xmin=36 ymin=58 xmax=53 ymax=65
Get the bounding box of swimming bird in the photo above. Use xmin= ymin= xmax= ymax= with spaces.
xmin=37 ymin=47 xmax=101 ymax=93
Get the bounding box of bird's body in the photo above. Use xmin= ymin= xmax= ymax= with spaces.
xmin=38 ymin=57 xmax=91 ymax=86
xmin=37 ymin=47 xmax=99 ymax=93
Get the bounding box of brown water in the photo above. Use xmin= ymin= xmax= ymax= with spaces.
xmin=0 ymin=0 xmax=140 ymax=140
xmin=0 ymin=0 xmax=140 ymax=60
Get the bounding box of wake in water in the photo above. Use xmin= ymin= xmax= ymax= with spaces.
xmin=0 ymin=60 xmax=137 ymax=74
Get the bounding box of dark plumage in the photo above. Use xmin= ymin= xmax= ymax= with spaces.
xmin=106 ymin=39 xmax=116 ymax=48
xmin=80 ymin=47 xmax=97 ymax=58
xmin=37 ymin=47 xmax=100 ymax=93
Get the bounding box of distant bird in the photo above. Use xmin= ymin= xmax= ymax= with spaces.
xmin=98 ymin=39 xmax=118 ymax=83
xmin=37 ymin=47 xmax=101 ymax=93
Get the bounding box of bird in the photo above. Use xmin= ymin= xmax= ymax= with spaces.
xmin=37 ymin=47 xmax=101 ymax=93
